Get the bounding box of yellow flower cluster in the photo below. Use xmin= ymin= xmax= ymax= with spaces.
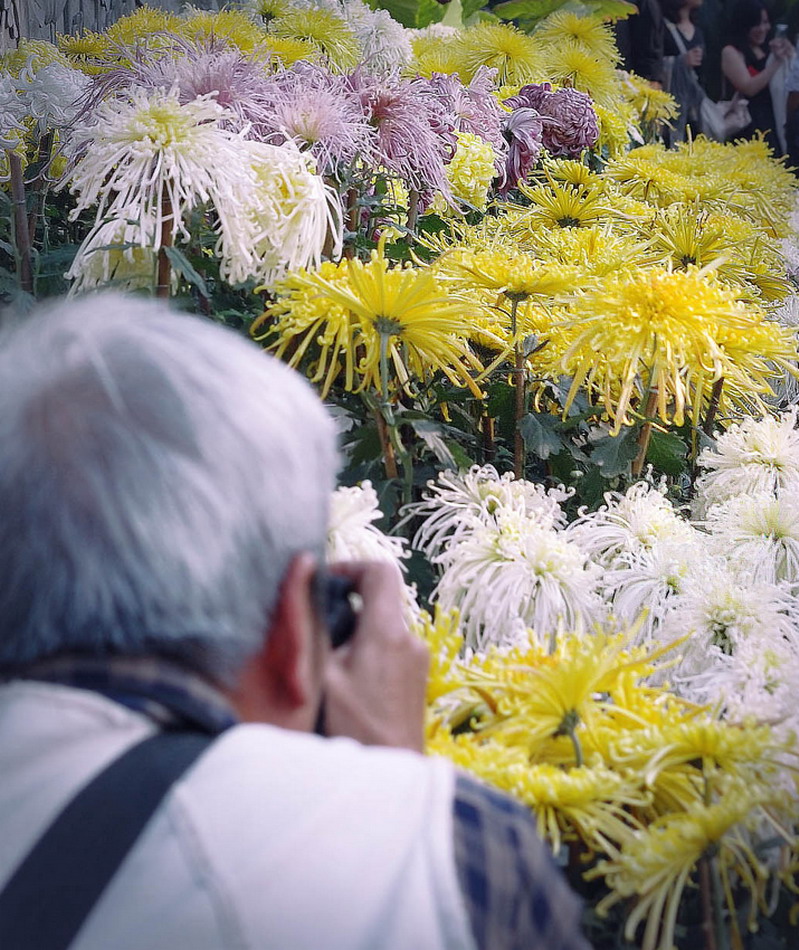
xmin=418 ymin=609 xmax=797 ymax=950
xmin=443 ymin=132 xmax=498 ymax=213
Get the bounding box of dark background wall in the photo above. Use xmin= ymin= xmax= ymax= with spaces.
xmin=1 ymin=0 xmax=219 ymax=52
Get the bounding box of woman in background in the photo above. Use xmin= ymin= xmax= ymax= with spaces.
xmin=661 ymin=0 xmax=706 ymax=141
xmin=721 ymin=0 xmax=792 ymax=152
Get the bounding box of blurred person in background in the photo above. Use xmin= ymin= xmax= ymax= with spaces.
xmin=661 ymin=0 xmax=708 ymax=141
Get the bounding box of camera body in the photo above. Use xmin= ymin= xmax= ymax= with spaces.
xmin=323 ymin=574 xmax=358 ymax=648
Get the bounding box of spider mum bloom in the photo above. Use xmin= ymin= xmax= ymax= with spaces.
xmin=269 ymin=8 xmax=360 ymax=72
xmin=592 ymin=786 xmax=775 ymax=950
xmin=533 ymin=11 xmax=620 ymax=64
xmin=505 ymin=82 xmax=599 ymax=158
xmin=16 ymin=61 xmax=90 ymax=136
xmin=65 ymin=88 xmax=256 ymax=266
xmin=536 ymin=45 xmax=620 ymax=109
xmin=420 ymin=67 xmax=507 ymax=158
xmin=695 ymin=409 xmax=799 ymax=514
xmin=407 ymin=464 xmax=571 ymax=558
xmin=432 ymin=508 xmax=604 ymax=649
xmin=343 ymin=0 xmax=413 ymax=72
xmin=555 ymin=267 xmax=796 ymax=433
xmin=260 ymin=242 xmax=483 ymax=397
xmin=328 ymin=481 xmax=409 ymax=566
xmin=0 ymin=71 xmax=28 ymax=150
xmin=258 ymin=62 xmax=373 ymax=174
xmin=454 ymin=23 xmax=542 ymax=86
xmin=499 ymin=107 xmax=546 ymax=194
xmin=566 ymin=481 xmax=697 ymax=570
xmin=349 ymin=70 xmax=455 ymax=198
xmin=705 ymin=491 xmax=799 ymax=589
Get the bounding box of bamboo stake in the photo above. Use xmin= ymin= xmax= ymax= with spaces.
xmin=8 ymin=152 xmax=33 ymax=294
xmin=632 ymin=388 xmax=659 ymax=478
xmin=155 ymin=187 xmax=174 ymax=299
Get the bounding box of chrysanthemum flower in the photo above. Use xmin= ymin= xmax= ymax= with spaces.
xmin=429 ymin=132 xmax=497 ymax=213
xmin=2 ymin=38 xmax=70 ymax=75
xmin=407 ymin=464 xmax=571 ymax=558
xmin=348 ymin=70 xmax=455 ymax=198
xmin=592 ymin=786 xmax=775 ymax=950
xmin=0 ymin=71 xmax=29 ymax=151
xmin=263 ymin=35 xmax=320 ymax=66
xmin=343 ymin=0 xmax=412 ymax=72
xmin=511 ymin=177 xmax=609 ymax=232
xmin=695 ymin=409 xmax=799 ymax=513
xmin=533 ymin=11 xmax=620 ymax=65
xmin=504 ymin=82 xmax=599 ymax=158
xmin=328 ymin=480 xmax=408 ymax=565
xmin=257 ymin=61 xmax=373 ymax=174
xmin=269 ymin=7 xmax=360 ymax=71
xmin=705 ymin=491 xmax=799 ymax=589
xmin=535 ymin=45 xmax=619 ymax=109
xmin=408 ymin=31 xmax=462 ymax=78
xmin=64 ymin=215 xmax=158 ymax=292
xmin=566 ymin=481 xmax=697 ymax=570
xmin=499 ymin=107 xmax=546 ymax=193
xmin=175 ymin=9 xmax=269 ymax=57
xmin=56 ymin=31 xmax=110 ymax=76
xmin=454 ymin=23 xmax=542 ymax=87
xmin=593 ymin=100 xmax=635 ymax=158
xmin=432 ymin=508 xmax=604 ymax=649
xmin=554 ymin=267 xmax=796 ymax=432
xmin=104 ymin=6 xmax=182 ymax=47
xmin=420 ymin=67 xmax=507 ymax=160
xmin=260 ymin=242 xmax=483 ymax=397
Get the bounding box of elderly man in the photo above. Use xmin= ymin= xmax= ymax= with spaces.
xmin=0 ymin=295 xmax=590 ymax=950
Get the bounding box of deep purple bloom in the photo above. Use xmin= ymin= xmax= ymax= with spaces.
xmin=499 ymin=108 xmax=545 ymax=194
xmin=504 ymin=82 xmax=599 ymax=157
xmin=347 ymin=69 xmax=455 ymax=198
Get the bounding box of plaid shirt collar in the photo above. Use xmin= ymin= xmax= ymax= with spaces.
xmin=14 ymin=654 xmax=238 ymax=736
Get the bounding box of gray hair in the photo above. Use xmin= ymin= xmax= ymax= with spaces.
xmin=0 ymin=294 xmax=337 ymax=681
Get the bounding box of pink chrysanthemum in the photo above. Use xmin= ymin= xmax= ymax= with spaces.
xmin=347 ymin=68 xmax=455 ymax=198
xmin=258 ymin=62 xmax=374 ymax=175
xmin=499 ymin=107 xmax=545 ymax=194
xmin=505 ymin=82 xmax=599 ymax=157
xmin=417 ymin=67 xmax=507 ymax=162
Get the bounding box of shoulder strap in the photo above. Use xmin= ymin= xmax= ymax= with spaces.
xmin=665 ymin=20 xmax=688 ymax=55
xmin=0 ymin=731 xmax=214 ymax=950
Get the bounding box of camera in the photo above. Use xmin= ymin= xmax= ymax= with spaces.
xmin=323 ymin=574 xmax=358 ymax=648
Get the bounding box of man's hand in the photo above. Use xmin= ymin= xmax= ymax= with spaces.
xmin=322 ymin=562 xmax=429 ymax=753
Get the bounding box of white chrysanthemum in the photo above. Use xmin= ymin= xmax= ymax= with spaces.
xmin=327 ymin=481 xmax=419 ymax=619
xmin=65 ymin=214 xmax=158 ymax=292
xmin=0 ymin=70 xmax=28 ymax=150
xmin=236 ymin=139 xmax=342 ymax=287
xmin=566 ymin=480 xmax=696 ymax=570
xmin=432 ymin=508 xmax=604 ymax=650
xmin=695 ymin=410 xmax=799 ymax=515
xmin=705 ymin=491 xmax=799 ymax=588
xmin=601 ymin=537 xmax=706 ymax=642
xmin=66 ymin=89 xmax=256 ymax=258
xmin=343 ymin=0 xmax=412 ymax=71
xmin=407 ymin=465 xmax=571 ymax=559
xmin=328 ymin=481 xmax=408 ymax=565
xmin=17 ymin=62 xmax=90 ymax=135
xmin=409 ymin=24 xmax=460 ymax=41
xmin=657 ymin=560 xmax=799 ymax=676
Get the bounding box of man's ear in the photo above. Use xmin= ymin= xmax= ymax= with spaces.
xmin=228 ymin=552 xmax=325 ymax=727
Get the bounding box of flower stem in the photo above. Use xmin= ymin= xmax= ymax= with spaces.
xmin=509 ymin=297 xmax=526 ymax=479
xmin=156 ymin=186 xmax=173 ymax=299
xmin=8 ymin=151 xmax=33 ymax=294
xmin=374 ymin=408 xmax=399 ymax=480
xmin=344 ymin=187 xmax=358 ymax=260
xmin=632 ymin=387 xmax=659 ymax=478
xmin=703 ymin=377 xmax=725 ymax=437
xmin=407 ymin=189 xmax=420 ymax=233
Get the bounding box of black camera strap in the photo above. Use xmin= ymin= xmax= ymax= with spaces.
xmin=0 ymin=730 xmax=214 ymax=950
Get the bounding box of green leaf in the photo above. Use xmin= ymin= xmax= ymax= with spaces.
xmin=373 ymin=0 xmax=445 ymax=28
xmin=519 ymin=412 xmax=564 ymax=460
xmin=494 ymin=0 xmax=562 ymax=21
xmin=646 ymin=429 xmax=688 ymax=476
xmin=589 ymin=427 xmax=639 ymax=477
xmin=410 ymin=418 xmax=457 ymax=467
xmin=461 ymin=0 xmax=486 ymax=21
xmin=163 ymin=245 xmax=210 ymax=299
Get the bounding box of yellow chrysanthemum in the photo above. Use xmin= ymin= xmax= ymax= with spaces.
xmin=444 ymin=131 xmax=498 ymax=212
xmin=56 ymin=32 xmax=110 ymax=75
xmin=553 ymin=267 xmax=798 ymax=432
xmin=439 ymin=247 xmax=580 ymax=305
xmin=454 ymin=23 xmax=542 ymax=86
xmin=258 ymin=244 xmax=484 ymax=398
xmin=621 ymin=72 xmax=680 ymax=124
xmin=594 ymin=100 xmax=634 ymax=158
xmin=536 ymin=45 xmax=619 ymax=108
xmin=592 ymin=786 xmax=774 ymax=950
xmin=533 ymin=11 xmax=620 ymax=65
xmin=175 ymin=9 xmax=269 ymax=55
xmin=511 ymin=179 xmax=610 ymax=234
xmin=105 ymin=6 xmax=181 ymax=47
xmin=1 ymin=38 xmax=69 ymax=75
xmin=263 ymin=35 xmax=320 ymax=67
xmin=409 ymin=35 xmax=462 ymax=79
xmin=250 ymin=0 xmax=291 ymax=25
xmin=533 ymin=225 xmax=656 ymax=277
xmin=269 ymin=8 xmax=360 ymax=72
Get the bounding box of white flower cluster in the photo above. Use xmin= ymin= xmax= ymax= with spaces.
xmin=407 ymin=430 xmax=799 ymax=737
xmin=65 ymin=88 xmax=341 ymax=292
xmin=0 ymin=57 xmax=89 ymax=150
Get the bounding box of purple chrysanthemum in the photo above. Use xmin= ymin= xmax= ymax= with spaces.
xmin=504 ymin=82 xmax=599 ymax=157
xmin=347 ymin=68 xmax=455 ymax=198
xmin=416 ymin=67 xmax=507 ymax=161
xmin=257 ymin=62 xmax=374 ymax=175
xmin=82 ymin=38 xmax=277 ymax=133
xmin=499 ymin=107 xmax=545 ymax=194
